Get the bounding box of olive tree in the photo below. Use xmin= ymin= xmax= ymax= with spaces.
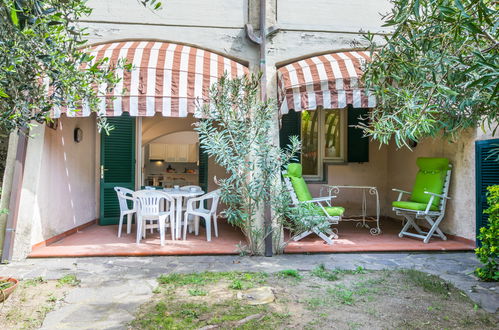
xmin=0 ymin=0 xmax=162 ymax=132
xmin=195 ymin=74 xmax=306 ymax=255
xmin=362 ymin=0 xmax=498 ymax=147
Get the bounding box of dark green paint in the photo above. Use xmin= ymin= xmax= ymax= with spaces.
xmin=347 ymin=106 xmax=369 ymax=163
xmin=279 ymin=109 xmax=301 ymax=162
xmin=99 ymin=114 xmax=136 ymax=225
xmin=475 ymin=138 xmax=499 ymax=246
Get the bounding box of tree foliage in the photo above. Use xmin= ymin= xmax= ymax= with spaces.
xmin=475 ymin=185 xmax=499 ymax=282
xmin=195 ymin=74 xmax=301 ymax=255
xmin=0 ymin=0 xmax=161 ymax=132
xmin=363 ymin=0 xmax=498 ymax=146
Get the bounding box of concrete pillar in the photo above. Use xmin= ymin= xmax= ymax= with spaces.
xmin=0 ymin=131 xmax=19 ymax=257
xmin=11 ymin=124 xmax=46 ymax=260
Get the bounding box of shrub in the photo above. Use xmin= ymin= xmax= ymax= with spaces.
xmin=475 ymin=185 xmax=499 ymax=281
xmin=195 ymin=74 xmax=300 ymax=255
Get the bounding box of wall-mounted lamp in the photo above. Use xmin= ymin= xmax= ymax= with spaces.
xmin=74 ymin=128 xmax=83 ymax=143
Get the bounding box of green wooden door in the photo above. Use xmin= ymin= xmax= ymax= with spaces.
xmin=475 ymin=138 xmax=499 ymax=245
xmin=100 ymin=115 xmax=136 ymax=225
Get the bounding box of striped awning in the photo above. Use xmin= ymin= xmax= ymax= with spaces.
xmin=277 ymin=51 xmax=376 ymax=114
xmin=54 ymin=41 xmax=249 ymax=118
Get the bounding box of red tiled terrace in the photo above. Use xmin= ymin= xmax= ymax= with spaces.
xmin=29 ymin=219 xmax=475 ymax=258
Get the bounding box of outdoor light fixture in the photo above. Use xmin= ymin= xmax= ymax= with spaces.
xmin=74 ymin=128 xmax=83 ymax=143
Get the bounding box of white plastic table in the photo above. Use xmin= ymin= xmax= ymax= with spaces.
xmin=163 ymin=188 xmax=204 ymax=239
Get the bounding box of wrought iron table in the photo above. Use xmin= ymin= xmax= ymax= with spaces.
xmin=321 ymin=185 xmax=382 ymax=235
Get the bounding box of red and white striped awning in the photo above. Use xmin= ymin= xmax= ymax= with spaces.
xmin=54 ymin=41 xmax=249 ymax=118
xmin=277 ymin=51 xmax=376 ymax=114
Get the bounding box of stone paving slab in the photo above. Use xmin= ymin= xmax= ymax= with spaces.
xmin=0 ymin=252 xmax=497 ymax=329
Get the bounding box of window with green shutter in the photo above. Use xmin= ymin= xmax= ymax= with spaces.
xmin=279 ymin=107 xmax=369 ymax=180
xmin=475 ymin=139 xmax=499 ymax=245
xmin=347 ymin=106 xmax=369 ymax=163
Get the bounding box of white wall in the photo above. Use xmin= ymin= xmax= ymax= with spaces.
xmin=31 ymin=117 xmax=97 ymax=246
xmin=12 ymin=116 xmax=97 ymax=258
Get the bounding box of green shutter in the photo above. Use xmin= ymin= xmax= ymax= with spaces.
xmin=279 ymin=109 xmax=301 ymax=161
xmin=198 ymin=144 xmax=209 ymax=193
xmin=347 ymin=106 xmax=369 ymax=163
xmin=100 ymin=114 xmax=136 ymax=225
xmin=475 ymin=139 xmax=499 ymax=246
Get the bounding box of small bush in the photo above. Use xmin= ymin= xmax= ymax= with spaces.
xmin=311 ymin=264 xmax=339 ymax=281
xmin=57 ymin=274 xmax=80 ymax=287
xmin=277 ymin=269 xmax=302 ymax=279
xmin=475 ymin=185 xmax=499 ymax=281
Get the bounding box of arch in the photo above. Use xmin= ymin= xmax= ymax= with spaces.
xmin=54 ymin=40 xmax=250 ymax=118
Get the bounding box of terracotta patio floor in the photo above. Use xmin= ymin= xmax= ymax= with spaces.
xmin=29 ymin=219 xmax=475 ymax=258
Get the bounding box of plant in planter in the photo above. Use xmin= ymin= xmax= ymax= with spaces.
xmin=0 ymin=277 xmax=19 ymax=302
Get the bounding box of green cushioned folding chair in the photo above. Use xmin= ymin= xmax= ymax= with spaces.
xmin=392 ymin=157 xmax=452 ymax=243
xmin=283 ymin=163 xmax=345 ymax=244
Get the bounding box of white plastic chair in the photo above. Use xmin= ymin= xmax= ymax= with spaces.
xmin=179 ymin=185 xmax=202 ymax=233
xmin=114 ymin=187 xmax=137 ymax=238
xmin=182 ymin=189 xmax=221 ymax=241
xmin=134 ymin=190 xmax=175 ymax=245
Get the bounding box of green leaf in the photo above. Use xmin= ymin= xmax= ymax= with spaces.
xmin=0 ymin=89 xmax=9 ymax=98
xmin=454 ymin=0 xmax=464 ymax=12
xmin=10 ymin=7 xmax=19 ymax=26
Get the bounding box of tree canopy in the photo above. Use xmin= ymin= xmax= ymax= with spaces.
xmin=363 ymin=0 xmax=498 ymax=146
xmin=0 ymin=0 xmax=161 ymax=132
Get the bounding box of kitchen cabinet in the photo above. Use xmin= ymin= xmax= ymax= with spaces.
xmin=165 ymin=144 xmax=178 ymax=162
xmin=176 ymin=144 xmax=189 ymax=162
xmin=149 ymin=143 xmax=166 ymax=160
xmin=149 ymin=143 xmax=199 ymax=162
xmin=188 ymin=144 xmax=198 ymax=162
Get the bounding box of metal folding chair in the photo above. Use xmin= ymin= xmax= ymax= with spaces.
xmin=282 ymin=163 xmax=344 ymax=244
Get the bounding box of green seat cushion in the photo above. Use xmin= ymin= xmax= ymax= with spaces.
xmin=392 ymin=201 xmax=438 ymax=211
xmin=324 ymin=206 xmax=345 ymax=216
xmin=410 ymin=157 xmax=449 ymax=208
xmin=289 ymin=176 xmax=313 ymax=201
xmin=306 ymin=205 xmax=345 ymax=217
xmin=287 ymin=163 xmax=303 ymax=177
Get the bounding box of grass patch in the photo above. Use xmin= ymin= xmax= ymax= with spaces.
xmin=229 ymin=279 xmax=244 ymax=290
xmin=1 ymin=278 xmax=74 ymax=330
xmin=158 ymin=271 xmax=267 ymax=289
xmin=401 ymin=269 xmax=452 ymax=296
xmin=187 ymin=288 xmax=207 ymax=296
xmin=131 ymin=269 xmax=496 ymax=330
xmin=311 ymin=264 xmax=339 ymax=281
xmin=277 ymin=269 xmax=302 ymax=279
xmin=327 ymin=285 xmax=355 ymax=305
xmin=57 ymin=274 xmax=80 ymax=287
xmin=131 ymin=298 xmax=281 ymax=329
xmin=23 ymin=277 xmax=46 ymax=287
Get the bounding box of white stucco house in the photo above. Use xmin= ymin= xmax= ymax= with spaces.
xmin=0 ymin=0 xmax=497 ymax=260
